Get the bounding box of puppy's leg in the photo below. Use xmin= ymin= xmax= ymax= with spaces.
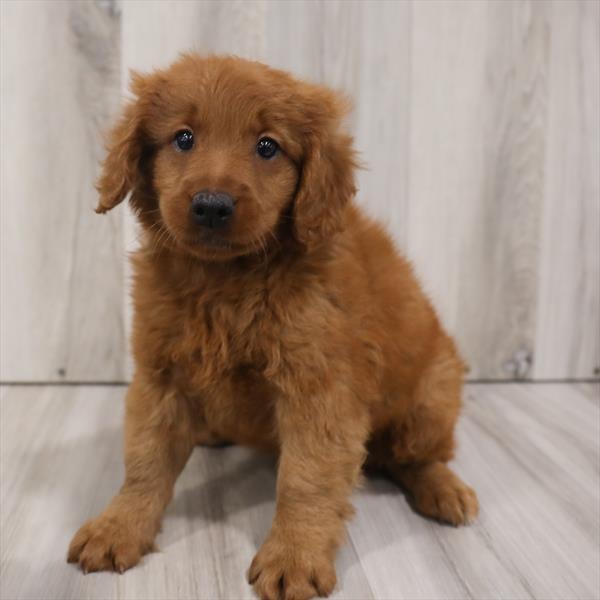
xmin=386 ymin=342 xmax=478 ymax=526
xmin=389 ymin=462 xmax=478 ymax=526
xmin=67 ymin=373 xmax=194 ymax=573
xmin=248 ymin=383 xmax=368 ymax=600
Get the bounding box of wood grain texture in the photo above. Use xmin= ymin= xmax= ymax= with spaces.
xmin=0 ymin=0 xmax=124 ymax=382
xmin=533 ymin=0 xmax=600 ymax=379
xmin=408 ymin=0 xmax=551 ymax=380
xmin=1 ymin=0 xmax=598 ymax=382
xmin=1 ymin=383 xmax=598 ymax=599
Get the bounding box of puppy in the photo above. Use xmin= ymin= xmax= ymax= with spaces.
xmin=68 ymin=54 xmax=478 ymax=600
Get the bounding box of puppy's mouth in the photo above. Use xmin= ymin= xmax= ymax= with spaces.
xmin=166 ymin=222 xmax=275 ymax=260
xmin=177 ymin=230 xmax=254 ymax=257
xmin=189 ymin=232 xmax=233 ymax=249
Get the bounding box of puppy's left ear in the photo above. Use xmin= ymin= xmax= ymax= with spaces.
xmin=293 ymin=90 xmax=358 ymax=246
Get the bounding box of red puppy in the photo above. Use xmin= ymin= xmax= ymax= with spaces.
xmin=68 ymin=54 xmax=478 ymax=600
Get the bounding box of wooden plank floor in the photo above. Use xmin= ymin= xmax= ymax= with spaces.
xmin=1 ymin=383 xmax=598 ymax=600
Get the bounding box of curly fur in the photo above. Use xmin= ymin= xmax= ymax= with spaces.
xmin=68 ymin=54 xmax=478 ymax=600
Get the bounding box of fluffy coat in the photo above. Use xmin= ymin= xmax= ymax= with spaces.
xmin=67 ymin=54 xmax=478 ymax=600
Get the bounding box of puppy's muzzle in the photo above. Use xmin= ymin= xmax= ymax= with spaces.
xmin=190 ymin=191 xmax=234 ymax=230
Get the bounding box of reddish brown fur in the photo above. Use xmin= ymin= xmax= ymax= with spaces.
xmin=67 ymin=54 xmax=478 ymax=600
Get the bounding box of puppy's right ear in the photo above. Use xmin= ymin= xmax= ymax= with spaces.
xmin=95 ymin=73 xmax=148 ymax=214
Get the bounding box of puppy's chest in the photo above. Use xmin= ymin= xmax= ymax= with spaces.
xmin=170 ymin=282 xmax=280 ymax=388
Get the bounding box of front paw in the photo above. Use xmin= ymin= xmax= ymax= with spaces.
xmin=248 ymin=534 xmax=337 ymax=600
xmin=67 ymin=513 xmax=154 ymax=573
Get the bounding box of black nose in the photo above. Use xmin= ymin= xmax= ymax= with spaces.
xmin=190 ymin=191 xmax=235 ymax=229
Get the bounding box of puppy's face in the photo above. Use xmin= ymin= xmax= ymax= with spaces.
xmin=96 ymin=55 xmax=357 ymax=261
xmin=150 ymin=60 xmax=299 ymax=260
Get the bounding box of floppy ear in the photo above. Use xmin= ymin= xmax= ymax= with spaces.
xmin=292 ymin=93 xmax=358 ymax=246
xmin=95 ymin=73 xmax=149 ymax=214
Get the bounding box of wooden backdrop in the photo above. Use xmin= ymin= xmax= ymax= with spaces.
xmin=1 ymin=0 xmax=598 ymax=382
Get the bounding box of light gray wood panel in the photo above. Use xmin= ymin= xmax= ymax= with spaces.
xmin=533 ymin=0 xmax=600 ymax=379
xmin=120 ymin=0 xmax=268 ymax=76
xmin=1 ymin=383 xmax=598 ymax=599
xmin=457 ymin=384 xmax=600 ymax=600
xmin=2 ymin=0 xmax=597 ymax=382
xmin=0 ymin=0 xmax=124 ymax=382
xmin=408 ymin=1 xmax=551 ymax=379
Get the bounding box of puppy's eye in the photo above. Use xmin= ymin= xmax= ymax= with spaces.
xmin=174 ymin=129 xmax=194 ymax=152
xmin=256 ymin=137 xmax=279 ymax=159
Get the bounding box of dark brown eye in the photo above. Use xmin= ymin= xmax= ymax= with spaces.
xmin=256 ymin=137 xmax=279 ymax=159
xmin=174 ymin=129 xmax=194 ymax=151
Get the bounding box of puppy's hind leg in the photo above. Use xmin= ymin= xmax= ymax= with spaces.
xmin=389 ymin=461 xmax=478 ymax=526
xmin=384 ymin=341 xmax=479 ymax=526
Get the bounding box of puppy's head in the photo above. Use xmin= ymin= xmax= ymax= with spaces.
xmin=96 ymin=54 xmax=357 ymax=260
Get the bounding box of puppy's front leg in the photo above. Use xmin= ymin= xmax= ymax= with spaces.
xmin=249 ymin=384 xmax=368 ymax=600
xmin=68 ymin=373 xmax=194 ymax=573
